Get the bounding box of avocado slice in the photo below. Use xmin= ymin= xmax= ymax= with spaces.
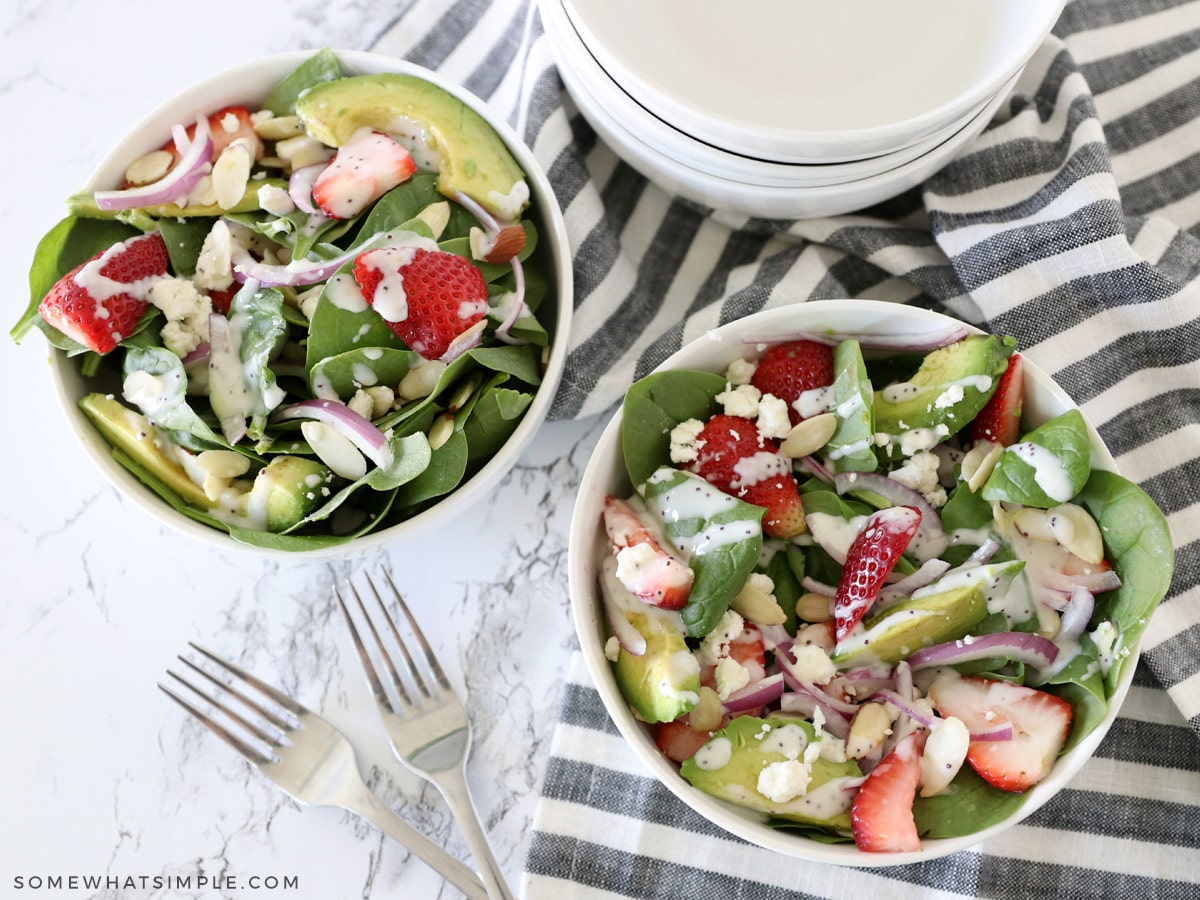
xmin=294 ymin=73 xmax=529 ymax=221
xmin=246 ymin=455 xmax=331 ymax=532
xmin=612 ymin=612 xmax=701 ymax=724
xmin=831 ymin=583 xmax=989 ymax=667
xmin=874 ymin=335 xmax=1016 ymax=457
xmin=680 ymin=715 xmax=862 ymax=831
xmin=80 ymin=392 xmax=212 ymax=508
xmin=67 ymin=178 xmax=288 ymax=220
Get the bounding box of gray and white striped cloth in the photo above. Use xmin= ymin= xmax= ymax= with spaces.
xmin=375 ymin=0 xmax=1200 ymax=895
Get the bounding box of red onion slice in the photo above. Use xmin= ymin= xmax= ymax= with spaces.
xmin=870 ymin=689 xmax=936 ymax=728
xmin=493 ymin=256 xmax=528 ymax=345
xmin=801 ymin=576 xmax=838 ymax=598
xmin=230 ymin=233 xmax=384 ymax=288
xmin=455 ymin=188 xmax=504 ymax=231
xmin=906 ymin=631 xmax=1060 ymax=671
xmin=879 ymin=558 xmax=952 ymax=601
xmin=1057 ymin=586 xmax=1096 ymax=643
xmin=722 ymin=673 xmax=785 ymax=714
xmin=94 ymin=115 xmax=213 ymax=211
xmin=1044 ymin=569 xmax=1122 ymax=594
xmin=778 ymin=692 xmax=851 ymax=739
xmin=288 ymin=163 xmax=324 ymax=215
xmin=272 ymin=398 xmax=394 ymax=468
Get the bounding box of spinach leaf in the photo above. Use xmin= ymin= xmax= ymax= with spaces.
xmin=392 ymin=429 xmax=468 ymax=508
xmin=122 ymin=346 xmax=225 ymax=446
xmin=157 ymin=217 xmax=214 ymax=276
xmin=1037 ymin=635 xmax=1110 ymax=751
xmin=982 ymin=410 xmax=1092 ymax=508
xmin=913 ymin=766 xmax=1029 ymax=838
xmin=209 ymin=286 xmax=288 ymax=442
xmin=1074 ymin=469 xmax=1174 ymax=695
xmin=826 ymin=339 xmax=877 ymax=473
xmin=642 ymin=466 xmax=765 ymax=637
xmin=760 ymin=544 xmax=803 ymax=633
xmin=304 ymin=275 xmax=407 ymax=371
xmin=263 ymin=47 xmax=343 ymax=116
xmin=463 ymin=384 xmax=533 ymax=466
xmin=621 ymin=369 xmax=727 ymax=488
xmin=310 ymin=347 xmax=420 ymax=399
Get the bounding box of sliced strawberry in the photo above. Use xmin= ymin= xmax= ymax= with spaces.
xmin=354 ymin=246 xmax=488 ymax=360
xmin=206 ymin=285 xmax=239 ymax=316
xmin=750 ymin=340 xmax=835 ymax=425
xmin=603 ymin=496 xmax=694 ymax=610
xmin=834 ymin=505 xmax=922 ymax=642
xmin=970 ymin=353 xmax=1023 ymax=446
xmin=686 ymin=414 xmax=806 ymax=538
xmin=312 ymin=128 xmax=417 ymax=219
xmin=928 ymin=674 xmax=1072 ymax=793
xmin=38 ymin=232 xmax=170 ymax=354
xmin=727 ymin=623 xmax=767 ymax=681
xmin=655 ymin=718 xmax=715 ymax=763
xmin=851 ymin=730 xmax=927 ymax=852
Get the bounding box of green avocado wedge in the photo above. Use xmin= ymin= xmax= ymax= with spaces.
xmin=294 ymin=73 xmax=529 ymax=221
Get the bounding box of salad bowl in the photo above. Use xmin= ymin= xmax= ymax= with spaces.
xmin=16 ymin=49 xmax=572 ymax=558
xmin=568 ymin=300 xmax=1171 ymax=865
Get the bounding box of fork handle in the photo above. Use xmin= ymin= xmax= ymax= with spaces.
xmin=343 ymin=790 xmax=489 ymax=900
xmin=433 ymin=765 xmax=518 ymax=900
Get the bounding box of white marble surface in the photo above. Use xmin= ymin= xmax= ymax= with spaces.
xmin=0 ymin=2 xmax=601 ymax=898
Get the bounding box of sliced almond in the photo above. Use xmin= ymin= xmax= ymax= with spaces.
xmin=212 ymin=138 xmax=254 ymax=210
xmin=364 ymin=385 xmax=396 ymax=418
xmin=795 ymin=591 xmax=833 ymax=623
xmin=730 ymin=574 xmax=786 ymax=626
xmin=962 ymin=439 xmax=1004 ymax=491
xmin=254 ymin=114 xmax=304 ymax=141
xmin=845 ymin=702 xmax=894 ymax=760
xmin=398 ymin=359 xmax=447 ymax=401
xmin=124 ymin=149 xmax=174 ymax=186
xmin=1049 ymin=502 xmax=1105 ymax=564
xmin=416 ymin=201 xmax=451 ymax=239
xmin=779 ymin=413 xmax=838 ymax=459
xmin=1013 ymin=507 xmax=1058 ymax=542
xmin=688 ymin=687 xmax=724 ymax=733
xmin=428 ymin=413 xmax=455 ymax=450
xmin=196 ymin=449 xmax=251 ymax=480
xmin=302 ymin=420 xmax=366 ymax=480
xmin=920 ymin=716 xmax=970 ymax=797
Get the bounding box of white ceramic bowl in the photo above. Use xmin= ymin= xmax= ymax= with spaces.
xmin=551 ymin=15 xmax=1020 ymax=220
xmin=559 ymin=0 xmax=1064 ymax=163
xmin=568 ymin=300 xmax=1137 ymax=866
xmin=46 ymin=49 xmax=573 ymax=558
xmin=541 ymin=0 xmax=1003 ymax=190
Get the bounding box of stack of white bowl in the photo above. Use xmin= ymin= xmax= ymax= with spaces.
xmin=541 ymin=0 xmax=1065 ymax=219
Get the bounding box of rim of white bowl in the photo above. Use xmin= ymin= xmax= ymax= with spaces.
xmin=48 ymin=49 xmax=573 ymax=560
xmin=560 ymin=0 xmax=1065 ymax=164
xmin=553 ymin=23 xmax=1021 ymax=220
xmin=568 ymin=300 xmax=1133 ymax=866
xmin=541 ymin=0 xmax=1000 ymax=188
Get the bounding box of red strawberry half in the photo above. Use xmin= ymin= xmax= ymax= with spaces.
xmin=851 ymin=730 xmax=927 ymax=852
xmin=751 ymin=340 xmax=835 ymax=425
xmin=354 ymin=246 xmax=488 ymax=360
xmin=134 ymin=106 xmax=263 ymax=186
xmin=928 ymin=674 xmax=1073 ymax=793
xmin=312 ymin=128 xmax=417 ymax=219
xmin=654 ymin=718 xmax=715 ymax=763
xmin=686 ymin=413 xmax=806 ymax=538
xmin=834 ymin=505 xmax=922 ymax=642
xmin=38 ymin=232 xmax=170 ymax=354
xmin=970 ymin=353 xmax=1023 ymax=446
xmin=603 ymin=495 xmax=694 ymax=610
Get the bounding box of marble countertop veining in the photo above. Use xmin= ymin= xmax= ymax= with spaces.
xmin=0 ymin=2 xmax=600 ymax=897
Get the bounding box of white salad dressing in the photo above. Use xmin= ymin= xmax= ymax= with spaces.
xmin=646 ymin=469 xmax=764 ymax=557
xmin=731 ymin=451 xmax=789 ymax=490
xmin=487 ymin=179 xmax=531 ymax=223
xmin=1006 ymin=441 xmax=1076 ymax=502
xmin=692 ymin=737 xmax=733 ymax=771
xmin=804 ymin=511 xmax=868 ymax=561
xmin=758 ymin=723 xmax=808 ymax=759
xmin=324 ymin=272 xmax=369 ymax=313
xmin=794 ymin=385 xmax=835 ymax=419
xmin=350 ymin=362 xmax=379 ymax=386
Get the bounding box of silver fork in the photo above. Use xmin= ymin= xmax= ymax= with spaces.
xmin=336 ymin=571 xmax=516 ymax=900
xmin=159 ymin=643 xmax=488 ymax=900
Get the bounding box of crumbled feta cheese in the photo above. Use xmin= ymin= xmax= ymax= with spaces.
xmin=696 ymin=609 xmax=745 ymax=665
xmin=714 ymin=656 xmax=751 ymax=700
xmin=791 ymin=643 xmax=836 ymax=685
xmin=148 ymin=277 xmax=213 ymax=357
xmin=724 ymin=357 xmax=757 ymax=385
xmin=669 ymin=417 xmax=706 ymax=464
xmin=716 ymin=383 xmax=762 ymax=419
xmin=934 ymin=383 xmax=965 ymax=409
xmin=604 ymin=636 xmax=621 ymax=662
xmin=194 ymin=220 xmax=235 ymax=291
xmin=348 ymin=389 xmax=375 ymax=421
xmin=756 ymin=759 xmax=812 ymax=803
xmin=257 ymin=183 xmax=296 ymax=217
xmin=889 ymin=450 xmax=948 ymax=507
xmin=756 ymin=393 xmax=791 ymax=440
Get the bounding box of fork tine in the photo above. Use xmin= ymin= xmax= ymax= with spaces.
xmin=158 ymin=680 xmax=273 ymax=765
xmin=167 ymin=663 xmax=285 ymax=748
xmin=188 ymin=642 xmax=307 ymax=718
xmin=362 ymin=572 xmax=426 ymax=699
xmin=175 ymin=655 xmax=292 ymax=734
xmin=382 ymin=569 xmax=453 ymax=692
xmin=335 ymin=582 xmax=409 ymax=709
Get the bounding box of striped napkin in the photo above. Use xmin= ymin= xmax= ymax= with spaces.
xmin=373 ymin=0 xmax=1200 ymax=895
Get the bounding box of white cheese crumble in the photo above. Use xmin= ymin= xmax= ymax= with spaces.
xmin=724 ymin=357 xmax=757 ymax=386
xmin=889 ymin=450 xmax=948 ymax=507
xmin=148 ymin=276 xmax=213 ymax=357
xmin=756 ymin=393 xmax=791 ymax=440
xmin=716 ymin=383 xmax=762 ymax=419
xmin=757 ymin=759 xmax=812 ymax=803
xmin=669 ymin=417 xmax=706 ymax=464
xmin=790 ymin=643 xmax=837 ymax=685
xmin=696 ymin=609 xmax=745 ymax=666
xmin=714 ymin=656 xmax=751 ymax=700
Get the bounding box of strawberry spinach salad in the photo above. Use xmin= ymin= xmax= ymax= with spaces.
xmin=599 ymin=327 xmax=1172 ymax=851
xmin=11 ymin=49 xmax=555 ymax=551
